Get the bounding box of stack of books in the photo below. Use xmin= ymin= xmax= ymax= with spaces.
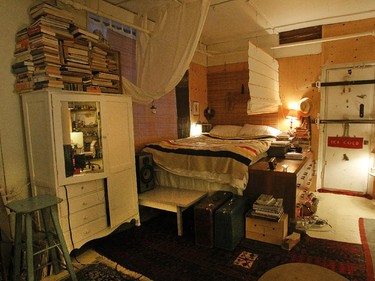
xmin=91 ymin=47 xmax=121 ymax=94
xmin=28 ymin=25 xmax=64 ymax=90
xmin=29 ymin=2 xmax=74 ymax=40
xmin=26 ymin=2 xmax=75 ymax=90
xmin=12 ymin=2 xmax=122 ymax=94
xmin=250 ymin=194 xmax=284 ymax=222
xmin=295 ymin=127 xmax=310 ymax=145
xmin=12 ymin=28 xmax=34 ymax=92
xmin=59 ymin=39 xmax=92 ymax=91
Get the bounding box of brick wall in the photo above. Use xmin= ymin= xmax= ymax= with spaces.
xmin=207 ymin=62 xmax=278 ymax=127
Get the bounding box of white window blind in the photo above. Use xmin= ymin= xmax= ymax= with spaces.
xmin=247 ymin=41 xmax=281 ymax=115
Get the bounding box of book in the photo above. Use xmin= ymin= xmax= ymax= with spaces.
xmin=12 ymin=60 xmax=34 ymax=69
xmin=12 ymin=65 xmax=35 ymax=74
xmin=93 ymin=72 xmax=120 ymax=81
xmin=29 ymin=2 xmax=73 ymax=21
xmin=285 ymin=152 xmax=305 ymax=160
xmin=70 ymin=26 xmax=99 ymax=41
xmin=255 ymin=194 xmax=274 ymax=205
xmin=248 ymin=210 xmax=284 ymax=222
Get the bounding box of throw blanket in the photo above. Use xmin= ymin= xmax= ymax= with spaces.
xmin=143 ymin=135 xmax=271 ymax=190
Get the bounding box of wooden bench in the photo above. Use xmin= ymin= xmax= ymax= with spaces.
xmin=138 ymin=186 xmax=207 ymax=236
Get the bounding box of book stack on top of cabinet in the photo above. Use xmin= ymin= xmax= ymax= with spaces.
xmin=248 ymin=194 xmax=284 ymax=222
xmin=12 ymin=2 xmax=122 ymax=94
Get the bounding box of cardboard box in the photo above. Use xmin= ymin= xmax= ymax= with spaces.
xmin=281 ymin=232 xmax=301 ymax=250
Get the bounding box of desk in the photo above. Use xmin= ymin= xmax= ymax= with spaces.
xmin=138 ymin=186 xmax=207 ymax=236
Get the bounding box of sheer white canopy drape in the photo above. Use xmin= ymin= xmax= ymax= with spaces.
xmin=123 ymin=0 xmax=211 ymax=104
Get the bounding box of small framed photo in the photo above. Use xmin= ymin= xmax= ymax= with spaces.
xmin=192 ymin=101 xmax=200 ymax=116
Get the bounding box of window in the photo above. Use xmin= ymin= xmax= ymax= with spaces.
xmin=87 ymin=13 xmax=137 ymax=83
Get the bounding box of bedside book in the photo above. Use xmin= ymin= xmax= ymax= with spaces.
xmin=285 ymin=151 xmax=305 ymax=160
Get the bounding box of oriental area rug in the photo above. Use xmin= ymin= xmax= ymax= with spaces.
xmin=359 ymin=218 xmax=375 ymax=281
xmin=61 ymin=256 xmax=151 ymax=281
xmin=91 ymin=211 xmax=370 ymax=281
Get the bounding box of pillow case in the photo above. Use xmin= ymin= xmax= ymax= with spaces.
xmin=208 ymin=125 xmax=243 ymax=138
xmin=237 ymin=124 xmax=281 ymax=138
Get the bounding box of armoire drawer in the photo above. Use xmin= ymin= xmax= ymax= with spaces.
xmin=59 ymin=189 xmax=105 ymax=216
xmin=63 ymin=216 xmax=108 ymax=246
xmin=58 ymin=179 xmax=104 ymax=199
xmin=60 ymin=203 xmax=107 ymax=232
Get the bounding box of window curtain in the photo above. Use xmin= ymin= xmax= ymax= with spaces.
xmin=123 ymin=0 xmax=211 ymax=104
xmin=247 ymin=41 xmax=281 ymax=115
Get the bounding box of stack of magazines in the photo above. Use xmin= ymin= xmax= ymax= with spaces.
xmin=250 ymin=194 xmax=284 ymax=222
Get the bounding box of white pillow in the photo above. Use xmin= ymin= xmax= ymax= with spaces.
xmin=237 ymin=124 xmax=281 ymax=138
xmin=209 ymin=125 xmax=243 ymax=138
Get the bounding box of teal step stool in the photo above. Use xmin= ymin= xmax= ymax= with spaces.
xmin=6 ymin=194 xmax=77 ymax=281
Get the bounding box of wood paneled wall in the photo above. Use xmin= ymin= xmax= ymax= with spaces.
xmin=322 ymin=18 xmax=375 ymax=65
xmin=207 ymin=62 xmax=278 ymax=127
xmin=189 ymin=63 xmax=208 ymax=123
xmin=278 ymin=55 xmax=322 ymax=154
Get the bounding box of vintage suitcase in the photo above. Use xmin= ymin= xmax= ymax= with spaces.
xmin=214 ymin=195 xmax=251 ymax=250
xmin=194 ymin=191 xmax=233 ymax=247
xmin=267 ymin=142 xmax=291 ymax=157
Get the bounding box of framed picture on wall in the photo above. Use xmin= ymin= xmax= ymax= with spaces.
xmin=193 ymin=101 xmax=199 ymax=116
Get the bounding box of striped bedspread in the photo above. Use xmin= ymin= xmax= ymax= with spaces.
xmin=143 ymin=135 xmax=272 ymax=190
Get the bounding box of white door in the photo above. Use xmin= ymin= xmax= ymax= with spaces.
xmin=318 ymin=64 xmax=375 ymax=193
xmin=102 ymin=95 xmax=139 ymax=227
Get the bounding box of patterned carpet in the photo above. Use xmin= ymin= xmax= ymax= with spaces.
xmin=359 ymin=218 xmax=375 ymax=281
xmin=61 ymin=256 xmax=150 ymax=281
xmin=91 ymin=211 xmax=369 ymax=281
xmin=61 ymin=263 xmax=140 ymax=281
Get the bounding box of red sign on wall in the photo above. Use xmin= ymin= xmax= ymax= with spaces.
xmin=327 ymin=136 xmax=363 ymax=149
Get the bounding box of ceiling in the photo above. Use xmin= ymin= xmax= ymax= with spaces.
xmin=102 ymin=0 xmax=375 ymax=48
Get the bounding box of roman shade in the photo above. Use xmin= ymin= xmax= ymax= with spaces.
xmin=247 ymin=41 xmax=281 ymax=115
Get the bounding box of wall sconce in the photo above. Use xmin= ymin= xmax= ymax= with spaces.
xmin=150 ymin=101 xmax=157 ymax=114
xmin=286 ymin=109 xmax=298 ymax=130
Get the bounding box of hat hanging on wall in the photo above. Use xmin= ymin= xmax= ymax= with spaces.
xmin=299 ymin=97 xmax=312 ymax=116
xmin=204 ymin=107 xmax=215 ymax=121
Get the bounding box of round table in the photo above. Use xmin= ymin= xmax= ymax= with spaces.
xmin=259 ymin=263 xmax=349 ymax=281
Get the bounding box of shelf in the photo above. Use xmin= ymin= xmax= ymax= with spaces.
xmin=319 ymin=119 xmax=375 ymax=124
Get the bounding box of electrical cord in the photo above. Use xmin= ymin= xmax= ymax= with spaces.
xmin=63 ymin=185 xmax=77 ymax=256
xmin=298 ymin=214 xmax=333 ymax=232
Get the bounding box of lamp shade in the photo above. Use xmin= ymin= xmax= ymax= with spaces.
xmin=286 ymin=109 xmax=298 ymax=120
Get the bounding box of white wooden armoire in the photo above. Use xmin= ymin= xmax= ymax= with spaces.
xmin=22 ymin=89 xmax=139 ymax=251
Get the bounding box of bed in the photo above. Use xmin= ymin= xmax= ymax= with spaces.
xmin=142 ymin=124 xmax=281 ymax=195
